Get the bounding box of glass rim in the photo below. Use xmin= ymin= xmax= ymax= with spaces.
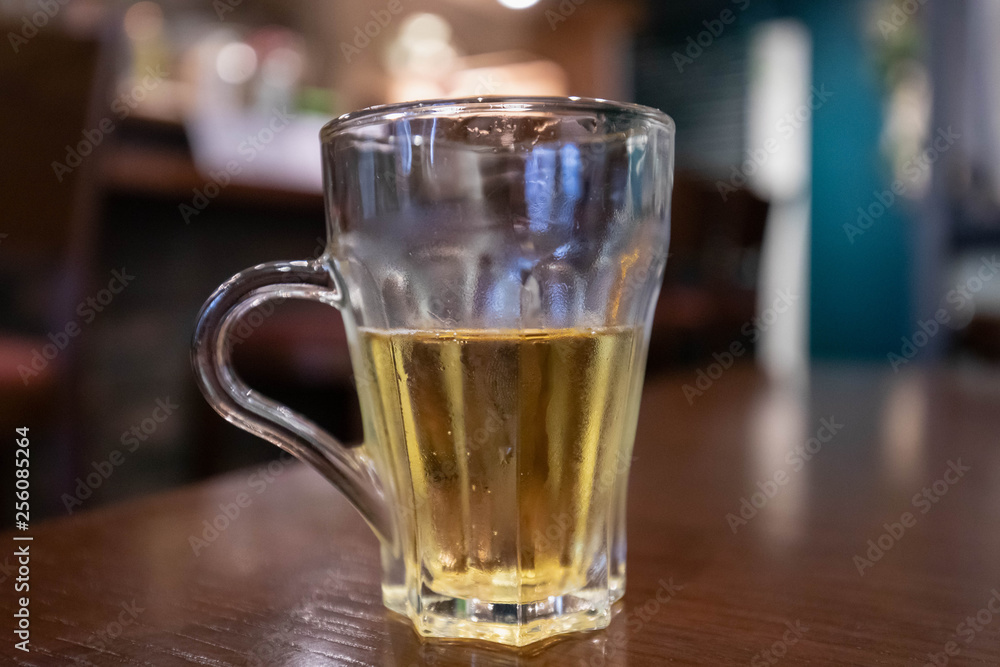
xmin=320 ymin=96 xmax=675 ymax=143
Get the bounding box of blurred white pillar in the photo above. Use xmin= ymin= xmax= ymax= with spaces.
xmin=746 ymin=20 xmax=812 ymax=381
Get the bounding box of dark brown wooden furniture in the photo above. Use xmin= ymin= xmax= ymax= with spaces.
xmin=5 ymin=364 xmax=1000 ymax=665
xmin=0 ymin=24 xmax=114 ymax=506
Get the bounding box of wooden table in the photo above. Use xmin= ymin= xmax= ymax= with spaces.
xmin=5 ymin=365 xmax=1000 ymax=665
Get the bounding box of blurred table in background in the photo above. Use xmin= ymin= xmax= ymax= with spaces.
xmin=5 ymin=364 xmax=1000 ymax=665
xmin=100 ymin=116 xmax=324 ymax=211
xmin=101 ymin=142 xmax=324 ymax=211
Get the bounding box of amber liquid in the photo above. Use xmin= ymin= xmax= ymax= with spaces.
xmin=355 ymin=327 xmax=641 ymax=604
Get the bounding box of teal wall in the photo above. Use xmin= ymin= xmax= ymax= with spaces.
xmin=797 ymin=0 xmax=913 ymax=358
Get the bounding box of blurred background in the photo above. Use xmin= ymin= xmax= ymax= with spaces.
xmin=2 ymin=0 xmax=999 ymax=523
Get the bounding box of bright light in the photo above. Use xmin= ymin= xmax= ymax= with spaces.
xmin=388 ymin=13 xmax=457 ymax=80
xmin=497 ymin=0 xmax=540 ymax=9
xmin=398 ymin=13 xmax=452 ymax=44
xmin=216 ymin=42 xmax=258 ymax=85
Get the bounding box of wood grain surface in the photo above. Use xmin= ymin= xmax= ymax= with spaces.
xmin=4 ymin=365 xmax=1000 ymax=665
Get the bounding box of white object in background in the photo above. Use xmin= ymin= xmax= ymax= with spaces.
xmin=186 ymin=107 xmax=326 ymax=193
xmin=497 ymin=0 xmax=541 ymax=9
xmin=384 ymin=14 xmax=458 ymax=103
xmin=449 ymin=53 xmax=568 ymax=98
xmin=746 ymin=19 xmax=812 ymax=384
xmin=965 ymin=0 xmax=1000 ymax=200
xmin=187 ymin=32 xmax=323 ymax=193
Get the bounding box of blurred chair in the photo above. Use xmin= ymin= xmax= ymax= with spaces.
xmin=650 ymin=170 xmax=770 ymax=364
xmin=0 ymin=21 xmax=116 ymax=498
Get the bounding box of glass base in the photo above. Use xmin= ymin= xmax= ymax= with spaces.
xmin=609 ymin=573 xmax=626 ymax=603
xmin=382 ymin=584 xmax=611 ymax=647
xmin=383 ymin=583 xmax=408 ymax=616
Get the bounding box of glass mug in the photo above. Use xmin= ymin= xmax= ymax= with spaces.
xmin=193 ymin=97 xmax=674 ymax=646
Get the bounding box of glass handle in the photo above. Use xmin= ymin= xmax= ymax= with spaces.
xmin=192 ymin=258 xmax=391 ymax=543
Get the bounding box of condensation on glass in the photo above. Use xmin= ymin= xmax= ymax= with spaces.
xmin=193 ymin=97 xmax=674 ymax=646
